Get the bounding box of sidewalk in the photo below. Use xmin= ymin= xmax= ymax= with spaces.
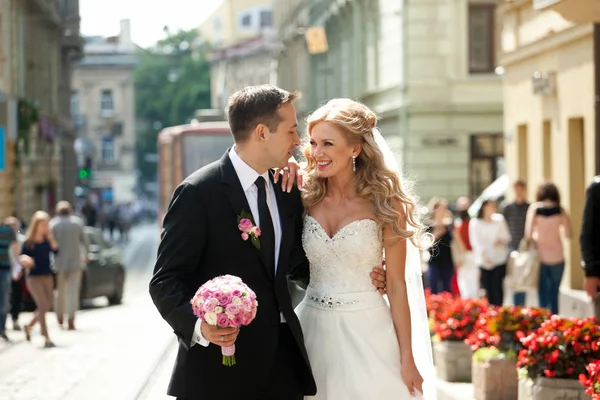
xmin=140 ymin=339 xmax=475 ymax=400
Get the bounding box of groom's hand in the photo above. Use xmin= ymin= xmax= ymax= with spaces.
xmin=200 ymin=323 xmax=240 ymax=347
xmin=371 ymin=262 xmax=387 ymax=295
xmin=273 ymin=156 xmax=304 ymax=192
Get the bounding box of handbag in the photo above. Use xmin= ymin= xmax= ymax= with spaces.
xmin=506 ymin=238 xmax=540 ymax=292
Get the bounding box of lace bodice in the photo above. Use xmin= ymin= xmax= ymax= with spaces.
xmin=302 ymin=215 xmax=383 ymax=294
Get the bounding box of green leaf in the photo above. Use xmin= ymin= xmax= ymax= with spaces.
xmin=237 ymin=210 xmax=255 ymax=225
xmin=250 ymin=234 xmax=260 ymax=250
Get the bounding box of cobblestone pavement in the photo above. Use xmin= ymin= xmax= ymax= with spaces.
xmin=0 ymin=224 xmax=173 ymax=400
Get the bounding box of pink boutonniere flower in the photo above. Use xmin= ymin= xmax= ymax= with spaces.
xmin=237 ymin=211 xmax=260 ymax=250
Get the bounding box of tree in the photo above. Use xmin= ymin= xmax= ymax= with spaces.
xmin=134 ymin=29 xmax=212 ymax=186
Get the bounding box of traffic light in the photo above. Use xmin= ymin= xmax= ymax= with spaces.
xmin=79 ymin=157 xmax=92 ymax=185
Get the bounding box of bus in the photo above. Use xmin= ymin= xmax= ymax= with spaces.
xmin=157 ymin=121 xmax=232 ymax=227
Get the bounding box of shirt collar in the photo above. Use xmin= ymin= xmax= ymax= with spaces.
xmin=228 ymin=147 xmax=270 ymax=192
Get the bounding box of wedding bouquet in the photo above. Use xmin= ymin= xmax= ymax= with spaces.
xmin=191 ymin=275 xmax=258 ymax=366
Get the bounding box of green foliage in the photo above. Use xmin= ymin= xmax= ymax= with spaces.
xmin=134 ymin=29 xmax=212 ymax=184
xmin=473 ymin=346 xmax=518 ymax=364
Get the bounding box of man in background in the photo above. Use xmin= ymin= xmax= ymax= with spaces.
xmin=0 ymin=219 xmax=18 ymax=341
xmin=51 ymin=201 xmax=89 ymax=330
xmin=502 ymin=179 xmax=530 ymax=305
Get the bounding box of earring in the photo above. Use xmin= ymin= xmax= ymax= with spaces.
xmin=352 ymin=156 xmax=356 ymax=172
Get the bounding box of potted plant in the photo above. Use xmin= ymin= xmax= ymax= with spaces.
xmin=517 ymin=316 xmax=600 ymax=400
xmin=427 ymin=291 xmax=487 ymax=382
xmin=465 ymin=305 xmax=550 ymax=400
xmin=580 ymin=360 xmax=600 ymax=399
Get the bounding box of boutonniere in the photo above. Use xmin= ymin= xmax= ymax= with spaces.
xmin=237 ymin=210 xmax=261 ymax=250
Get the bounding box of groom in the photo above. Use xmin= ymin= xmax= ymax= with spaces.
xmin=149 ymin=85 xmax=385 ymax=400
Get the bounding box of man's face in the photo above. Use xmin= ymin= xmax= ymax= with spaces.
xmin=514 ymin=184 xmax=526 ymax=200
xmin=263 ymin=103 xmax=300 ymax=169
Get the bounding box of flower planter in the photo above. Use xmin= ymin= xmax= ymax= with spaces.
xmin=518 ymin=377 xmax=534 ymax=400
xmin=530 ymin=377 xmax=591 ymax=400
xmin=433 ymin=340 xmax=472 ymax=382
xmin=473 ymin=357 xmax=518 ymax=400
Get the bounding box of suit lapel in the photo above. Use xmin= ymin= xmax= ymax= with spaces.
xmin=220 ymin=150 xmax=273 ymax=279
xmin=270 ymin=172 xmax=294 ymax=280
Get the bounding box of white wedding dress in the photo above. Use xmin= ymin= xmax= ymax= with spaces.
xmin=296 ymin=215 xmax=428 ymax=400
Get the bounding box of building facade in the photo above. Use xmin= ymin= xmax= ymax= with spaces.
xmin=72 ymin=19 xmax=138 ymax=204
xmin=276 ymin=0 xmax=504 ymax=202
xmin=0 ymin=0 xmax=82 ymax=220
xmin=199 ymin=0 xmax=275 ymax=111
xmin=499 ymin=0 xmax=600 ymax=292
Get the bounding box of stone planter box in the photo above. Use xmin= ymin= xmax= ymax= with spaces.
xmin=518 ymin=377 xmax=534 ymax=400
xmin=473 ymin=357 xmax=518 ymax=400
xmin=433 ymin=340 xmax=472 ymax=382
xmin=527 ymin=377 xmax=592 ymax=400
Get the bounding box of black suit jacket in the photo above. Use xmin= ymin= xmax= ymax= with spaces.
xmin=149 ymin=151 xmax=315 ymax=399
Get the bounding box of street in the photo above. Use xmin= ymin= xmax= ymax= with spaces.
xmin=0 ymin=223 xmax=176 ymax=400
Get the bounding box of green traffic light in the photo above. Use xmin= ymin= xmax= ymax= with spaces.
xmin=79 ymin=169 xmax=88 ymax=179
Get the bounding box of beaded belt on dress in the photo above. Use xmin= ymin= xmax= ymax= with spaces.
xmin=303 ymin=286 xmax=387 ymax=311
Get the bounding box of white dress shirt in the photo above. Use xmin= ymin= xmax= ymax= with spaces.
xmin=192 ymin=147 xmax=283 ymax=347
xmin=469 ymin=213 xmax=511 ymax=270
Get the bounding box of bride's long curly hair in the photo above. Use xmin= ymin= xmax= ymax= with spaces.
xmin=301 ymin=98 xmax=424 ymax=246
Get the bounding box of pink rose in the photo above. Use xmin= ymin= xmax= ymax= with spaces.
xmin=203 ymin=298 xmax=219 ymax=313
xmin=217 ymin=313 xmax=230 ymax=328
xmin=250 ymin=226 xmax=261 ymax=237
xmin=226 ymin=304 xmax=240 ymax=315
xmin=220 ymin=294 xmax=232 ymax=306
xmin=233 ymin=314 xmax=244 ymax=326
xmin=241 ymin=297 xmax=253 ymax=311
xmin=238 ymin=218 xmax=253 ymax=233
xmin=242 ymin=314 xmax=253 ymax=325
xmin=231 ymin=288 xmax=242 ymax=297
xmin=241 ymin=232 xmax=249 ymax=241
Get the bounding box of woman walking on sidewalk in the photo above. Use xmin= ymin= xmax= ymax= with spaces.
xmin=21 ymin=211 xmax=58 ymax=348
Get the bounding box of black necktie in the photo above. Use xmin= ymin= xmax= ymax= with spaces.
xmin=255 ymin=176 xmax=275 ymax=277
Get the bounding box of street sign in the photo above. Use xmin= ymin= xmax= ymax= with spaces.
xmin=305 ymin=26 xmax=328 ymax=54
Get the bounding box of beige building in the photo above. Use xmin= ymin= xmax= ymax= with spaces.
xmin=0 ymin=0 xmax=83 ymax=219
xmin=276 ymin=0 xmax=504 ymax=202
xmin=72 ymin=19 xmax=138 ymax=204
xmin=199 ymin=0 xmax=275 ymax=110
xmin=499 ymin=0 xmax=600 ymax=293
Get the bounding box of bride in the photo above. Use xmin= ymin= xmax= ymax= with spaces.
xmin=294 ymin=99 xmax=436 ymax=399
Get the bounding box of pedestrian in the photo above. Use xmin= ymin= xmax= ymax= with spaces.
xmin=0 ymin=218 xmax=19 ymax=341
xmin=425 ymin=197 xmax=461 ymax=294
xmin=5 ymin=217 xmax=25 ymax=331
xmin=580 ymin=176 xmax=600 ymax=316
xmin=50 ymin=201 xmax=89 ymax=330
xmin=469 ymin=199 xmax=511 ymax=306
xmin=524 ymin=182 xmax=571 ymax=314
xmin=502 ymin=179 xmax=530 ymax=305
xmin=21 ymin=211 xmax=58 ymax=348
xmin=454 ymin=197 xmax=480 ymax=299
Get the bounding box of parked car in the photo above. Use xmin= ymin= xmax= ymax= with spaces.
xmin=21 ymin=227 xmax=126 ymax=311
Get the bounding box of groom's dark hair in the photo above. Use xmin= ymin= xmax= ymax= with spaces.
xmin=227 ymin=85 xmax=300 ymax=143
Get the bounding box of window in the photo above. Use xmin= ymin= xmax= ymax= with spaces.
xmin=468 ymin=4 xmax=495 ymax=74
xmin=260 ymin=10 xmax=272 ymax=28
xmin=59 ymin=0 xmax=69 ymax=17
xmin=241 ymin=13 xmax=252 ymax=27
xmin=100 ymin=89 xmax=113 ymax=112
xmin=470 ymin=134 xmax=504 ymax=199
xmin=70 ymin=91 xmax=79 ymax=116
xmin=101 ymin=137 xmax=115 ymax=163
